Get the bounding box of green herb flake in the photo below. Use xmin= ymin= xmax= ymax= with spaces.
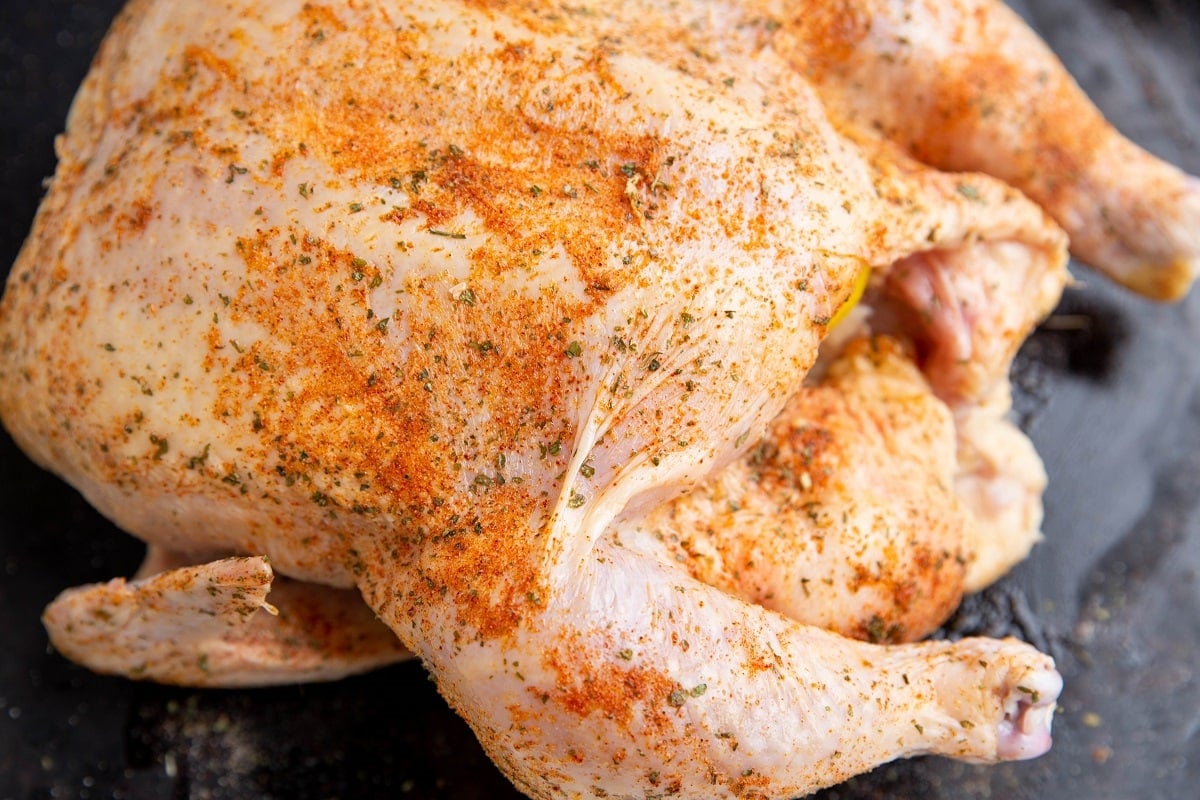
xmin=187 ymin=444 xmax=211 ymax=470
xmin=956 ymin=182 xmax=983 ymax=202
xmin=1016 ymin=685 xmax=1040 ymax=703
xmin=564 ymin=340 xmax=583 ymax=358
xmin=150 ymin=434 xmax=170 ymax=460
xmin=429 ymin=229 xmax=466 ymax=239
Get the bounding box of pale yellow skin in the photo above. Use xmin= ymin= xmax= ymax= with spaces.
xmin=3 ymin=1 xmax=1198 ymax=798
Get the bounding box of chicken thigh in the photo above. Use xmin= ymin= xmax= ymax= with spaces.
xmin=646 ymin=335 xmax=974 ymax=644
xmin=3 ymin=0 xmax=1197 ymax=798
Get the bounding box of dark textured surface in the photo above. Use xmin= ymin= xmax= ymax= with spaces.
xmin=2 ymin=1 xmax=1199 ymax=798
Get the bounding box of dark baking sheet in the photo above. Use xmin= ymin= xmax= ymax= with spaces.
xmin=2 ymin=1 xmax=1198 ymax=798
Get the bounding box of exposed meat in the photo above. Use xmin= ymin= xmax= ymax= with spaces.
xmin=2 ymin=0 xmax=1197 ymax=798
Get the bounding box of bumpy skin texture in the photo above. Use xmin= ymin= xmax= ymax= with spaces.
xmin=2 ymin=0 xmax=1197 ymax=798
xmin=645 ymin=336 xmax=972 ymax=644
xmin=781 ymin=0 xmax=1200 ymax=300
xmin=43 ymin=551 xmax=410 ymax=686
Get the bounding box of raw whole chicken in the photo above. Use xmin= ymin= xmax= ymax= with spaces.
xmin=2 ymin=0 xmax=1198 ymax=798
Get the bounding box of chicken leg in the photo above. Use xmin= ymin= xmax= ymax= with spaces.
xmin=357 ymin=523 xmax=1060 ymax=799
xmin=774 ymin=0 xmax=1200 ymax=299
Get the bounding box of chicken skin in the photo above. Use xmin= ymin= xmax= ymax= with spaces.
xmin=646 ymin=336 xmax=972 ymax=644
xmin=777 ymin=0 xmax=1200 ymax=300
xmin=3 ymin=0 xmax=1198 ymax=798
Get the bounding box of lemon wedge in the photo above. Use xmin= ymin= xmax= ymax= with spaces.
xmin=829 ymin=264 xmax=871 ymax=330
